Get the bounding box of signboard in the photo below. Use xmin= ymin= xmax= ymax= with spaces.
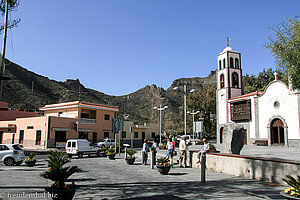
xmin=194 ymin=121 xmax=203 ymax=133
xmin=115 ymin=121 xmax=124 ymax=132
xmin=111 ymin=118 xmax=124 ymax=133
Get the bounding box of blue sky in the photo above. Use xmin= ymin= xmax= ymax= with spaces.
xmin=4 ymin=0 xmax=299 ymax=95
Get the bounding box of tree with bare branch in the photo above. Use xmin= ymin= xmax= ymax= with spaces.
xmin=0 ymin=0 xmax=20 ymax=34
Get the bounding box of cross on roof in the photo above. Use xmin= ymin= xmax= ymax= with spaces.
xmin=226 ymin=37 xmax=231 ymax=47
xmin=274 ymin=71 xmax=278 ymax=80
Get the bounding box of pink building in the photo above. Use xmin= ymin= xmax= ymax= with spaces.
xmin=0 ymin=101 xmax=119 ymax=149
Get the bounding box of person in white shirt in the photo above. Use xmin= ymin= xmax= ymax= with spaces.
xmin=166 ymin=136 xmax=175 ymax=166
xmin=196 ymin=138 xmax=210 ymax=164
xmin=151 ymin=140 xmax=158 ymax=151
xmin=142 ymin=139 xmax=149 ymax=165
xmin=179 ymin=136 xmax=188 ymax=168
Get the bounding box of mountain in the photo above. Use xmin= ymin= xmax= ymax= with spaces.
xmin=2 ymin=60 xmax=216 ymax=132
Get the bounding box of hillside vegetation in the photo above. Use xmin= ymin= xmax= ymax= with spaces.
xmin=2 ymin=60 xmax=281 ymax=136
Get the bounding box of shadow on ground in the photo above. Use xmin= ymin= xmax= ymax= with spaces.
xmin=76 ymin=178 xmax=284 ymax=199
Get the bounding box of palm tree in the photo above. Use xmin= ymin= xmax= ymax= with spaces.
xmin=40 ymin=151 xmax=81 ymax=189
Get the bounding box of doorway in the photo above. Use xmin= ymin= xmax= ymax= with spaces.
xmin=12 ymin=134 xmax=15 ymax=144
xmin=55 ymin=131 xmax=66 ymax=143
xmin=92 ymin=132 xmax=97 ymax=144
xmin=142 ymin=132 xmax=145 ymax=143
xmin=0 ymin=132 xmax=2 ymax=144
xmin=220 ymin=127 xmax=223 ymax=143
xmin=79 ymin=132 xmax=88 ymax=140
xmin=244 ymin=129 xmax=247 ymax=145
xmin=270 ymin=118 xmax=284 ymax=145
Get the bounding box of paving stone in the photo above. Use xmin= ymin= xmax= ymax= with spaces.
xmin=0 ymin=147 xmax=290 ymax=199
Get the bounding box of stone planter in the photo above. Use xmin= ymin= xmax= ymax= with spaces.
xmin=280 ymin=191 xmax=300 ymax=200
xmin=125 ymin=157 xmax=136 ymax=165
xmin=25 ymin=160 xmax=36 ymax=167
xmin=99 ymin=152 xmax=106 ymax=157
xmin=107 ymin=154 xmax=116 ymax=160
xmin=157 ymin=165 xmax=171 ymax=175
xmin=45 ymin=186 xmax=77 ymax=200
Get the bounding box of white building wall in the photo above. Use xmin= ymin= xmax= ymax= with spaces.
xmin=249 ymin=96 xmax=257 ymax=139
xmin=258 ymin=81 xmax=300 ymax=139
xmin=218 ymin=89 xmax=228 ymax=124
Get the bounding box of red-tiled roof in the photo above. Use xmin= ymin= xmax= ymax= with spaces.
xmin=40 ymin=101 xmax=119 ymax=112
xmin=228 ymin=91 xmax=263 ymax=103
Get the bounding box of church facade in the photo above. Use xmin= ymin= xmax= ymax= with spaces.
xmin=216 ymin=46 xmax=300 ymax=147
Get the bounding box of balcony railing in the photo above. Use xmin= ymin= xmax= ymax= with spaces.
xmin=80 ymin=118 xmax=96 ymax=124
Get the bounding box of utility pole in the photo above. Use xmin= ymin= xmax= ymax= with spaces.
xmin=184 ymin=85 xmax=187 ymax=136
xmin=0 ymin=0 xmax=10 ymax=101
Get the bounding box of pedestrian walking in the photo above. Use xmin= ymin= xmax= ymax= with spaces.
xmin=179 ymin=136 xmax=188 ymax=168
xmin=166 ymin=136 xmax=175 ymax=166
xmin=142 ymin=139 xmax=149 ymax=165
xmin=150 ymin=140 xmax=158 ymax=166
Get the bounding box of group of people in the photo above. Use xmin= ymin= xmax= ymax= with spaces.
xmin=141 ymin=136 xmax=210 ymax=167
xmin=141 ymin=139 xmax=157 ymax=165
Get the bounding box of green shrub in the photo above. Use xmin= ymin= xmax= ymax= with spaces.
xmin=126 ymin=150 xmax=137 ymax=157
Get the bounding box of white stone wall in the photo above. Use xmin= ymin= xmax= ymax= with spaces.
xmin=249 ymin=96 xmax=257 ymax=139
xmin=258 ymin=81 xmax=300 ymax=139
xmin=192 ymin=152 xmax=300 ymax=184
xmin=217 ymin=89 xmax=228 ymax=125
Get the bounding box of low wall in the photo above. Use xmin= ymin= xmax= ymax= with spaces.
xmin=190 ymin=151 xmax=300 ymax=184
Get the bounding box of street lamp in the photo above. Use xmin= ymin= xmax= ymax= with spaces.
xmin=173 ymin=85 xmax=196 ymax=137
xmin=153 ymin=105 xmax=168 ymax=145
xmin=187 ymin=110 xmax=200 ymax=140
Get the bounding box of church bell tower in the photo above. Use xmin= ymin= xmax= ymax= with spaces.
xmin=216 ymin=43 xmax=242 ymax=142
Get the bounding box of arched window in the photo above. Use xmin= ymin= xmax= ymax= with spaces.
xmin=223 ymin=59 xmax=226 ymax=68
xmin=232 ymin=72 xmax=239 ymax=88
xmin=219 ymin=60 xmax=222 ymax=70
xmin=235 ymin=58 xmax=239 ymax=69
xmin=220 ymin=74 xmax=225 ymax=88
xmin=230 ymin=57 xmax=234 ymax=68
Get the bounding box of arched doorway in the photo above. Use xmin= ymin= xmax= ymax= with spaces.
xmin=220 ymin=127 xmax=223 ymax=143
xmin=270 ymin=118 xmax=284 ymax=145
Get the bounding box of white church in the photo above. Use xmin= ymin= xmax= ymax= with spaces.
xmin=216 ymin=46 xmax=300 ymax=147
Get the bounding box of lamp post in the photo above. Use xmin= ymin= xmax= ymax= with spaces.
xmin=153 ymin=105 xmax=168 ymax=145
xmin=187 ymin=110 xmax=200 ymax=140
xmin=173 ymin=85 xmax=196 ymax=137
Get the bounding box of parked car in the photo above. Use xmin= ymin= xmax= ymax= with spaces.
xmin=65 ymin=139 xmax=101 ymax=158
xmin=0 ymin=144 xmax=25 ymax=166
xmin=97 ymin=138 xmax=115 ymax=148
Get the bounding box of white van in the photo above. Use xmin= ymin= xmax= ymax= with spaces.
xmin=65 ymin=139 xmax=101 ymax=158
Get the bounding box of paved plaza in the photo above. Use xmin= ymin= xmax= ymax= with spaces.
xmin=187 ymin=143 xmax=300 ymax=162
xmin=0 ymin=145 xmax=291 ymax=200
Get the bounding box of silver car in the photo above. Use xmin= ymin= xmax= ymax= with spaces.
xmin=97 ymin=139 xmax=115 ymax=148
xmin=0 ymin=144 xmax=25 ymax=166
